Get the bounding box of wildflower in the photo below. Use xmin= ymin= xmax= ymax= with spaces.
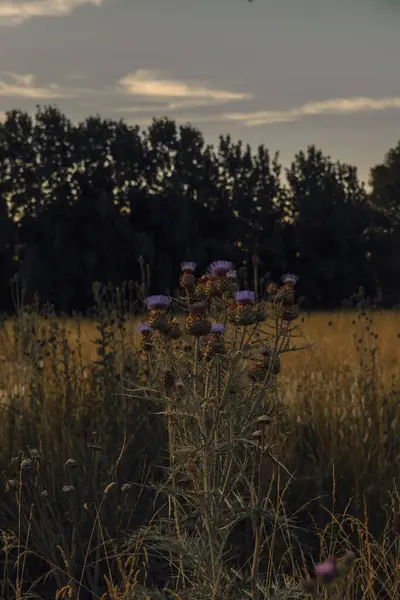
xmin=145 ymin=296 xmax=171 ymax=333
xmin=208 ymin=260 xmax=233 ymax=277
xmin=260 ymin=345 xmax=281 ymax=374
xmin=281 ymin=273 xmax=298 ymax=286
xmin=186 ymin=312 xmax=212 ymax=337
xmin=235 ymin=290 xmax=256 ymax=305
xmin=62 ymin=484 xmax=76 ymax=494
xmin=180 ymin=262 xmax=197 ymax=290
xmin=144 ymin=295 xmax=172 ymax=310
xmin=315 ymin=557 xmax=339 ymax=585
xmin=229 ymin=290 xmax=257 ymax=326
xmin=211 ymin=323 xmax=225 ymax=334
xmin=168 ymin=320 xmax=181 ymax=340
xmin=196 ymin=274 xmax=209 ymax=297
xmin=173 ymin=378 xmax=184 ymax=394
xmin=180 ymin=261 xmax=196 ymax=272
xmin=203 ymin=323 xmax=226 ymax=359
xmin=267 ymin=282 xmax=279 ymax=299
xmin=281 ymin=305 xmax=299 ymax=322
xmin=254 ymin=303 xmax=266 ymax=323
xmin=136 ymin=322 xmax=153 ymax=351
xmin=247 ymin=361 xmax=268 ymax=382
xmin=189 ymin=302 xmax=208 ymax=315
xmin=220 ymin=269 xmax=239 ymax=295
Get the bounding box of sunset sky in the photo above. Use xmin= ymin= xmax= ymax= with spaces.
xmin=1 ymin=0 xmax=399 ymax=184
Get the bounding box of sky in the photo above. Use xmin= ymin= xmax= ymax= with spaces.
xmin=0 ymin=0 xmax=399 ymax=185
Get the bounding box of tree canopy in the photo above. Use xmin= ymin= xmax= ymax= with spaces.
xmin=0 ymin=106 xmax=398 ymax=312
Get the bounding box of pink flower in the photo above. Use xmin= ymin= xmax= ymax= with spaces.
xmin=315 ymin=557 xmax=339 ymax=584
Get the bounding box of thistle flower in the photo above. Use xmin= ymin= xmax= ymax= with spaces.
xmin=267 ymin=282 xmax=279 ymax=299
xmin=173 ymin=378 xmax=184 ymax=394
xmin=180 ymin=262 xmax=197 ymax=290
xmin=226 ymin=269 xmax=236 ymax=279
xmin=281 ymin=273 xmax=298 ymax=286
xmin=136 ymin=321 xmax=154 ymax=350
xmin=208 ymin=260 xmax=233 ymax=277
xmin=235 ymin=290 xmax=256 ymax=305
xmin=144 ymin=295 xmax=172 ymax=310
xmin=315 ymin=557 xmax=339 ymax=585
xmin=185 ymin=313 xmax=212 ymax=337
xmin=260 ymin=345 xmax=281 ymax=374
xmin=203 ymin=323 xmax=226 ymax=359
xmin=189 ymin=301 xmax=208 ymax=315
xmin=281 ymin=305 xmax=300 ymax=322
xmin=180 ymin=261 xmax=197 ymax=272
xmin=211 ymin=323 xmax=225 ymax=335
xmin=136 ymin=322 xmax=152 ymax=334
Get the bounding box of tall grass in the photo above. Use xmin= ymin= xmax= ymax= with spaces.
xmin=0 ymin=267 xmax=399 ymax=598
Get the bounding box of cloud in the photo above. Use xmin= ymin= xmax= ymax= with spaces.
xmin=117 ymin=69 xmax=251 ymax=111
xmin=0 ymin=0 xmax=104 ymax=26
xmin=223 ymin=96 xmax=400 ymax=126
xmin=0 ymin=71 xmax=106 ymax=99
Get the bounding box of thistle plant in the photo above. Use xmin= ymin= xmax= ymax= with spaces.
xmin=129 ymin=260 xmax=308 ymax=599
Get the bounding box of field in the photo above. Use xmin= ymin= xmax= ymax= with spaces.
xmin=1 ymin=301 xmax=400 ymax=599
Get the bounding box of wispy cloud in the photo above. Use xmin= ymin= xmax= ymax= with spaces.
xmin=116 ymin=69 xmax=251 ymax=111
xmin=0 ymin=0 xmax=104 ymax=26
xmin=0 ymin=72 xmax=77 ymax=99
xmin=223 ymin=96 xmax=400 ymax=126
xmin=0 ymin=71 xmax=107 ymax=99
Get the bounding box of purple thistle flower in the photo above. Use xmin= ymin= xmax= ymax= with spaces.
xmin=259 ymin=344 xmax=273 ymax=356
xmin=145 ymin=295 xmax=172 ymax=310
xmin=180 ymin=261 xmax=197 ymax=272
xmin=315 ymin=557 xmax=339 ymax=584
xmin=211 ymin=323 xmax=225 ymax=334
xmin=208 ymin=260 xmax=234 ymax=277
xmin=226 ymin=269 xmax=237 ymax=279
xmin=281 ymin=273 xmax=298 ymax=285
xmin=235 ymin=290 xmax=256 ymax=305
xmin=136 ymin=322 xmax=153 ymax=334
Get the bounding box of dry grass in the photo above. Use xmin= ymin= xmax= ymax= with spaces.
xmin=0 ymin=304 xmax=400 ymax=598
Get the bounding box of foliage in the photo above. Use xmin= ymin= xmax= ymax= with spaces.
xmin=0 ymin=106 xmax=399 ymax=312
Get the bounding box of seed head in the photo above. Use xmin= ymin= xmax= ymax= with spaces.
xmin=62 ymin=484 xmax=76 ymax=493
xmin=121 ymin=483 xmax=133 ymax=493
xmin=21 ymin=458 xmax=33 ymax=471
xmin=64 ymin=458 xmax=78 ymax=469
xmin=257 ymin=414 xmax=272 ymax=425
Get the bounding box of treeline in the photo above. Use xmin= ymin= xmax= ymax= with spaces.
xmin=0 ymin=106 xmax=399 ymax=312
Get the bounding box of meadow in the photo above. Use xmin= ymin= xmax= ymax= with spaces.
xmin=0 ymin=272 xmax=400 ymax=599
